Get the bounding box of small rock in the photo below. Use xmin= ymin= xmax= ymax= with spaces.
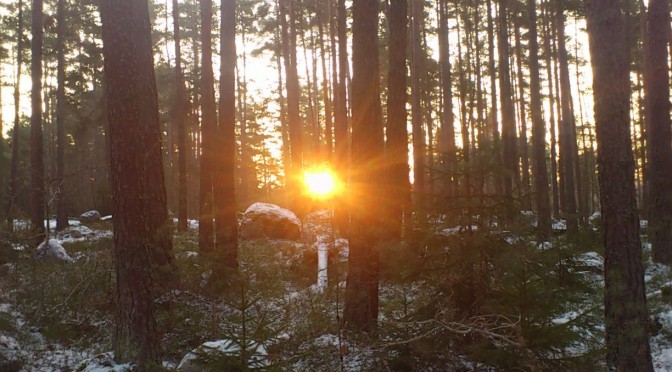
xmin=79 ymin=210 xmax=101 ymax=223
xmin=239 ymin=203 xmax=301 ymax=241
xmin=36 ymin=239 xmax=74 ymax=263
xmin=177 ymin=339 xmax=268 ymax=371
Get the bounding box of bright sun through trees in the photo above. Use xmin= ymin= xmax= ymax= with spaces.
xmin=303 ymin=167 xmax=339 ymax=198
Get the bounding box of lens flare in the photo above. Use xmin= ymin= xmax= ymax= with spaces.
xmin=304 ymin=168 xmax=338 ymax=198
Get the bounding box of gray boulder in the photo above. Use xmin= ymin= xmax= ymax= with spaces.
xmin=79 ymin=210 xmax=101 ymax=223
xmin=239 ymin=203 xmax=301 ymax=241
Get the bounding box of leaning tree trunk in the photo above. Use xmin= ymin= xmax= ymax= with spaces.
xmin=30 ymin=0 xmax=46 ymax=245
xmin=645 ymin=0 xmax=672 ymax=264
xmin=344 ymin=0 xmax=383 ymax=333
xmin=585 ymin=1 xmax=653 ymax=370
xmin=100 ymin=0 xmax=175 ymax=366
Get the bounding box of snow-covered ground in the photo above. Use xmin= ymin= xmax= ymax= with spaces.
xmin=3 ymin=213 xmax=672 ymax=370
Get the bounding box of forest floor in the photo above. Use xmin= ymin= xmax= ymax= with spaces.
xmin=1 ymin=211 xmax=672 ymax=371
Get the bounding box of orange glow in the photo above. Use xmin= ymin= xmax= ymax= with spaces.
xmin=304 ymin=167 xmax=339 ymax=198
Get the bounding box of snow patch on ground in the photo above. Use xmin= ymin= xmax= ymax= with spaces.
xmin=36 ymin=239 xmax=75 ymax=263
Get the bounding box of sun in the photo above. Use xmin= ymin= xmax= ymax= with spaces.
xmin=304 ymin=167 xmax=339 ymax=198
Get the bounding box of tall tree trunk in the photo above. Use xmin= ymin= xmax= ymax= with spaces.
xmin=173 ymin=0 xmax=189 ymax=232
xmin=513 ymin=15 xmax=531 ymax=209
xmin=30 ymin=0 xmax=46 ymax=244
xmin=344 ymin=0 xmax=383 ymax=333
xmin=333 ymin=0 xmax=349 ymax=233
xmin=317 ymin=10 xmax=333 ymax=159
xmin=497 ymin=0 xmax=518 ymax=221
xmin=7 ymin=0 xmax=24 ymax=231
xmin=215 ymin=0 xmax=239 ymax=270
xmin=198 ymin=0 xmax=217 ymax=252
xmin=55 ymin=0 xmax=68 ymax=232
xmin=542 ymin=0 xmax=560 ymax=217
xmin=486 ymin=0 xmax=500 ymax=196
xmin=528 ymin=0 xmax=551 ymax=241
xmin=585 ymin=2 xmax=653 ymax=370
xmin=438 ymin=0 xmax=457 ymax=211
xmin=280 ymin=0 xmax=303 ymax=208
xmin=410 ymin=0 xmax=426 ymax=226
xmin=645 ymin=0 xmax=672 ymax=263
xmin=555 ymin=1 xmax=578 ymax=235
xmin=100 ymin=0 xmax=175 ymax=365
xmin=385 ymin=0 xmax=409 ymax=241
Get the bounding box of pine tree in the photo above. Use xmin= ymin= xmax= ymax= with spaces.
xmin=585 ymin=1 xmax=653 ymax=369
xmin=344 ymin=0 xmax=383 ymax=332
xmin=100 ymin=0 xmax=175 ymax=365
xmin=30 ymin=0 xmax=46 ymax=244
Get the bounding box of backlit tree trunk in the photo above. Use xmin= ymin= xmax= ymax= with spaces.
xmin=100 ymin=0 xmax=175 ymax=365
xmin=585 ymin=1 xmax=653 ymax=370
xmin=215 ymin=0 xmax=239 ymax=270
xmin=645 ymin=0 xmax=672 ymax=264
xmin=528 ymin=0 xmax=551 ymax=241
xmin=198 ymin=0 xmax=217 ymax=252
xmin=385 ymin=0 xmax=409 ymax=241
xmin=172 ymin=0 xmax=189 ymax=232
xmin=30 ymin=0 xmax=46 ymax=244
xmin=344 ymin=0 xmax=383 ymax=333
xmin=55 ymin=0 xmax=68 ymax=232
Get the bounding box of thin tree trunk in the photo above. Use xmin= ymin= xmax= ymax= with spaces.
xmin=498 ymin=0 xmax=518 ymax=222
xmin=555 ymin=0 xmax=578 ymax=235
xmin=411 ymin=0 xmax=427 ymax=226
xmin=30 ymin=0 xmax=46 ymax=244
xmin=528 ymin=0 xmax=551 ymax=241
xmin=439 ymin=0 xmax=457 ymax=209
xmin=514 ymin=15 xmax=530 ymax=209
xmin=172 ymin=0 xmax=189 ymax=232
xmin=385 ymin=0 xmax=409 ymax=241
xmin=198 ymin=0 xmax=217 ymax=252
xmin=7 ymin=0 xmax=23 ymax=231
xmin=55 ymin=0 xmax=68 ymax=231
xmin=486 ymin=0 xmax=500 ymax=197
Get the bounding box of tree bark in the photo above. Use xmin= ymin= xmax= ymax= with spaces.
xmin=497 ymin=0 xmax=518 ymax=222
xmin=528 ymin=0 xmax=551 ymax=241
xmin=644 ymin=0 xmax=672 ymax=264
xmin=198 ymin=0 xmax=217 ymax=252
xmin=215 ymin=0 xmax=239 ymax=270
xmin=555 ymin=1 xmax=579 ymax=235
xmin=100 ymin=0 xmax=175 ymax=365
xmin=30 ymin=0 xmax=46 ymax=244
xmin=344 ymin=0 xmax=383 ymax=333
xmin=585 ymin=1 xmax=653 ymax=370
xmin=410 ymin=0 xmax=426 ymax=226
xmin=172 ymin=0 xmax=189 ymax=232
xmin=55 ymin=0 xmax=68 ymax=232
xmin=438 ymin=0 xmax=457 ymax=213
xmin=385 ymin=0 xmax=409 ymax=241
